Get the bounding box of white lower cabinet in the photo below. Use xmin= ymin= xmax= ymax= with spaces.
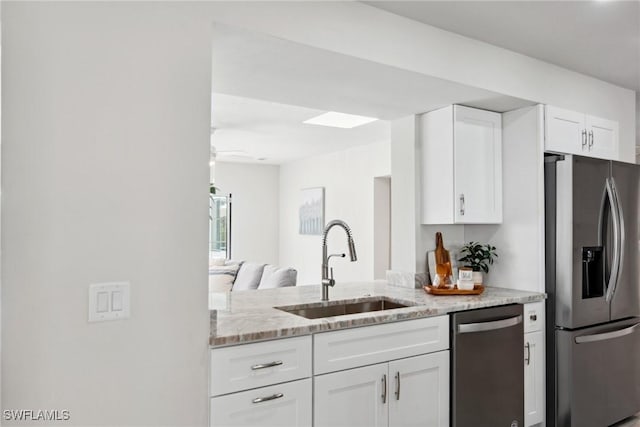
xmin=314 ymin=363 xmax=388 ymax=427
xmin=389 ymin=352 xmax=450 ymax=427
xmin=524 ymin=331 xmax=544 ymax=426
xmin=314 ymin=351 xmax=450 ymax=427
xmin=210 ymin=378 xmax=311 ymax=427
xmin=524 ymin=301 xmax=545 ymax=426
xmin=209 ymin=336 xmax=313 ymax=427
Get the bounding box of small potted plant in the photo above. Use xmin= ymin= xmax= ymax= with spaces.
xmin=458 ymin=242 xmax=498 ymax=284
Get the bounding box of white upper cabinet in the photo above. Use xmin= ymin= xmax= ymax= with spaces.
xmin=586 ymin=114 xmax=619 ymax=160
xmin=545 ymin=105 xmax=585 ymax=154
xmin=421 ymin=105 xmax=502 ymax=225
xmin=544 ymin=105 xmax=619 ymax=160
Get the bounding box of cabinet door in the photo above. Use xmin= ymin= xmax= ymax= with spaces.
xmin=545 ymin=105 xmax=586 ymax=155
xmin=210 ymin=378 xmax=311 ymax=427
xmin=453 ymin=105 xmax=502 ymax=223
xmin=586 ymin=115 xmax=619 ymax=160
xmin=389 ymin=352 xmax=449 ymax=427
xmin=524 ymin=331 xmax=544 ymax=427
xmin=314 ymin=363 xmax=388 ymax=427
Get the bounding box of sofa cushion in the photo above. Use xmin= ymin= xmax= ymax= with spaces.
xmin=208 ymin=264 xmax=240 ymax=293
xmin=258 ymin=265 xmax=297 ymax=289
xmin=232 ymin=262 xmax=265 ymax=291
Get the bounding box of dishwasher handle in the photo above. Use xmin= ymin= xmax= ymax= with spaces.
xmin=457 ymin=315 xmax=522 ymax=334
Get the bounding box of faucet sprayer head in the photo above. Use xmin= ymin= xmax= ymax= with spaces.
xmin=348 ymin=237 xmax=357 ymax=262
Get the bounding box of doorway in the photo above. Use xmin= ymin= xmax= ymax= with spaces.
xmin=373 ymin=176 xmax=391 ymax=280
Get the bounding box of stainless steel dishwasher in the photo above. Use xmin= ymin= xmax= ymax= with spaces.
xmin=452 ymin=304 xmax=524 ymax=427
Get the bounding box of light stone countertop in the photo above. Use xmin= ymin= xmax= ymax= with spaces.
xmin=209 ymin=281 xmax=545 ymax=347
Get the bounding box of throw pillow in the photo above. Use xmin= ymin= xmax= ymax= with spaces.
xmin=258 ymin=265 xmax=297 ymax=289
xmin=232 ymin=262 xmax=266 ymax=291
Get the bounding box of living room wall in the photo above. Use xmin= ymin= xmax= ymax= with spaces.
xmin=214 ymin=162 xmax=280 ymax=265
xmin=279 ymin=140 xmax=391 ymax=285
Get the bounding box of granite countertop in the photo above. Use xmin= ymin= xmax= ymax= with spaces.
xmin=209 ymin=281 xmax=545 ymax=347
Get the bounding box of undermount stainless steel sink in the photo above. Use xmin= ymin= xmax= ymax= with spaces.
xmin=275 ymin=297 xmax=413 ymax=319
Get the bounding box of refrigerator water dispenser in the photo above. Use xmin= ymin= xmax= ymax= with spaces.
xmin=582 ymin=246 xmax=604 ymax=298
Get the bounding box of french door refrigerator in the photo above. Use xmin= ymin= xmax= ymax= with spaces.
xmin=545 ymin=154 xmax=640 ymax=427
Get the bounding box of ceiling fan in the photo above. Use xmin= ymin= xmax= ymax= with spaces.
xmin=210 ymin=126 xmax=266 ymax=161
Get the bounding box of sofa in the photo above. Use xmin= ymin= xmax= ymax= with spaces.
xmin=208 ymin=259 xmax=297 ymax=293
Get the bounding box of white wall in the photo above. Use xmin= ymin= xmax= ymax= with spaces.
xmin=215 ymin=162 xmax=280 ymax=265
xmin=390 ymin=117 xmax=418 ymax=273
xmin=279 ymin=141 xmax=390 ymax=285
xmin=209 ymin=1 xmax=636 ymax=162
xmin=2 ymin=3 xmax=211 ymax=425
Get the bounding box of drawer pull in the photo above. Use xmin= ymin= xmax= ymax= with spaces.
xmin=252 ymin=393 xmax=284 ymax=404
xmin=251 ymin=360 xmax=283 ymax=370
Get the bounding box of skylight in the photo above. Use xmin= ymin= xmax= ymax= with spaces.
xmin=303 ymin=112 xmax=378 ymax=129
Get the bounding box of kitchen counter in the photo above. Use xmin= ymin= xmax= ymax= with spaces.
xmin=209 ymin=281 xmax=545 ymax=346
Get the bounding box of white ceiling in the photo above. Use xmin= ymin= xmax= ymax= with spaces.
xmin=211 ymin=24 xmax=533 ymax=164
xmin=211 ymin=93 xmax=390 ymax=165
xmin=366 ymin=0 xmax=640 ymax=91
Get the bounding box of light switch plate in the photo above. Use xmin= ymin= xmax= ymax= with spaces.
xmin=89 ymin=282 xmax=130 ymax=322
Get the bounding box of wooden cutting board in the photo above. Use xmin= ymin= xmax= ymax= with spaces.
xmin=432 ymin=232 xmax=453 ymax=285
xmin=427 ymin=238 xmax=459 ymax=285
xmin=427 ymin=251 xmax=460 ymax=285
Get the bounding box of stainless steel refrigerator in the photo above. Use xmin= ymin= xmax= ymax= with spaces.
xmin=545 ymin=154 xmax=640 ymax=427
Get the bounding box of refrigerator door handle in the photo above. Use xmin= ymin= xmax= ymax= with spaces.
xmin=604 ymin=178 xmax=622 ymax=302
xmin=605 ymin=178 xmax=624 ymax=302
xmin=598 ymin=181 xmax=609 ymax=269
xmin=457 ymin=315 xmax=522 ymax=333
xmin=575 ymin=322 xmax=640 ymax=344
xmin=607 ymin=178 xmax=625 ymax=302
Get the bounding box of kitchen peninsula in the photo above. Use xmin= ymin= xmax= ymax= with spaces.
xmin=209 ymin=282 xmax=546 ymax=427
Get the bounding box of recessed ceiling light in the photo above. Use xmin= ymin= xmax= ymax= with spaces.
xmin=303 ymin=111 xmax=378 ymax=129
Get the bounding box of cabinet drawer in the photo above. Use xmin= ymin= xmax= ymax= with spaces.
xmin=210 ymin=378 xmax=311 ymax=427
xmin=314 ymin=316 xmax=449 ymax=374
xmin=210 ymin=336 xmax=311 ymax=396
xmin=524 ymin=301 xmax=544 ymax=334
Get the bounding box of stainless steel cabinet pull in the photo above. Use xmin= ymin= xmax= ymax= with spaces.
xmin=525 ymin=342 xmax=531 ymax=365
xmin=459 ymin=194 xmax=465 ymax=216
xmin=395 ymin=371 xmax=400 ymax=401
xmin=251 ymin=360 xmax=283 ymax=370
xmin=252 ymin=393 xmax=284 ymax=404
xmin=458 ymin=315 xmax=522 ymax=333
xmin=582 ymin=130 xmax=587 ymax=149
xmin=575 ymin=323 xmax=640 ymax=344
xmin=588 ymin=130 xmax=594 ymax=149
xmin=381 ymin=374 xmax=387 ymax=404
